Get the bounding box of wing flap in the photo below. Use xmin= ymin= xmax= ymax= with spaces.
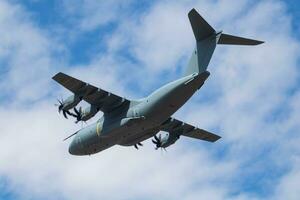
xmin=160 ymin=117 xmax=221 ymax=142
xmin=52 ymin=72 xmax=130 ymax=113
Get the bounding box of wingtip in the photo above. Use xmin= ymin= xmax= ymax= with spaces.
xmin=250 ymin=39 xmax=265 ymax=45
xmin=52 ymin=72 xmax=67 ymax=81
xmin=52 ymin=72 xmax=62 ymax=80
xmin=212 ymin=135 xmax=222 ymax=142
xmin=256 ymin=40 xmax=265 ymax=45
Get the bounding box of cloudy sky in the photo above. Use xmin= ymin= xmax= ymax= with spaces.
xmin=0 ymin=0 xmax=299 ymax=199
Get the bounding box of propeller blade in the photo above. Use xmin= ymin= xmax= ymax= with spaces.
xmin=154 ymin=135 xmax=159 ymax=142
xmin=74 ymin=107 xmax=80 ymax=115
xmin=137 ymin=142 xmax=143 ymax=146
xmin=73 ymin=107 xmax=82 ymax=123
xmin=57 ymin=98 xmax=63 ymax=104
xmin=63 ymin=110 xmax=68 ymax=119
xmin=153 ymin=135 xmax=162 ymax=149
xmin=152 ymin=139 xmax=158 ymax=145
xmin=134 ymin=144 xmax=138 ymax=150
xmin=56 ymin=99 xmax=64 ymax=113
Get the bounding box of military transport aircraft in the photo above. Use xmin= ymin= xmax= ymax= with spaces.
xmin=53 ymin=9 xmax=263 ymax=155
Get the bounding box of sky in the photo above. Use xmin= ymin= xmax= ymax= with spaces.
xmin=0 ymin=0 xmax=299 ymax=199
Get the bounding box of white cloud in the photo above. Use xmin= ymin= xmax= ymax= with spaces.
xmin=0 ymin=1 xmax=66 ymax=104
xmin=61 ymin=0 xmax=134 ymax=32
xmin=0 ymin=0 xmax=300 ymax=200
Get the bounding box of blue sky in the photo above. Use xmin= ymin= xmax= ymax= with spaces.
xmin=0 ymin=0 xmax=300 ymax=200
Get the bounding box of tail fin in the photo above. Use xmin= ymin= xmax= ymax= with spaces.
xmin=184 ymin=9 xmax=264 ymax=76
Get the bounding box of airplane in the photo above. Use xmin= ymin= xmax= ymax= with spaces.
xmin=53 ymin=8 xmax=264 ymax=156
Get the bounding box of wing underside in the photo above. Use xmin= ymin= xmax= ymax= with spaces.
xmin=160 ymin=117 xmax=221 ymax=142
xmin=52 ymin=72 xmax=130 ymax=113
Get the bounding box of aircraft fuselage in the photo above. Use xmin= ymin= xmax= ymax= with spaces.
xmin=68 ymin=72 xmax=209 ymax=155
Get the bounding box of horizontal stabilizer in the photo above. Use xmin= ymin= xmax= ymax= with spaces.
xmin=218 ymin=33 xmax=264 ymax=45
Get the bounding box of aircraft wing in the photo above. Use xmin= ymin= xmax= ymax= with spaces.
xmin=160 ymin=117 xmax=221 ymax=142
xmin=52 ymin=72 xmax=130 ymax=113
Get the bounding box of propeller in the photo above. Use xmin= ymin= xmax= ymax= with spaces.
xmin=55 ymin=98 xmax=64 ymax=113
xmin=73 ymin=107 xmax=83 ymax=123
xmin=55 ymin=98 xmax=71 ymax=119
xmin=62 ymin=110 xmax=68 ymax=119
xmin=152 ymin=134 xmax=162 ymax=150
xmin=134 ymin=142 xmax=143 ymax=150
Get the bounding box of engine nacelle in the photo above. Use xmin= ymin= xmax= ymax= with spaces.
xmin=152 ymin=132 xmax=180 ymax=149
xmin=57 ymin=94 xmax=82 ymax=118
xmin=80 ymin=105 xmax=99 ymax=121
xmin=62 ymin=95 xmax=81 ymax=110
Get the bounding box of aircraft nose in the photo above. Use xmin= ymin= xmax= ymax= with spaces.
xmin=68 ymin=137 xmax=82 ymax=155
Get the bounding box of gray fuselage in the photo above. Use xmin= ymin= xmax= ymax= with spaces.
xmin=68 ymin=72 xmax=209 ymax=155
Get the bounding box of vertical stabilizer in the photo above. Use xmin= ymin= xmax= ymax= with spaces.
xmin=189 ymin=9 xmax=215 ymax=41
xmin=184 ymin=9 xmax=264 ymax=76
xmin=184 ymin=9 xmax=218 ymax=76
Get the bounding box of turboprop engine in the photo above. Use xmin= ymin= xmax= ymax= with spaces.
xmin=56 ymin=95 xmax=82 ymax=118
xmin=152 ymin=132 xmax=180 ymax=150
xmin=73 ymin=105 xmax=99 ymax=123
